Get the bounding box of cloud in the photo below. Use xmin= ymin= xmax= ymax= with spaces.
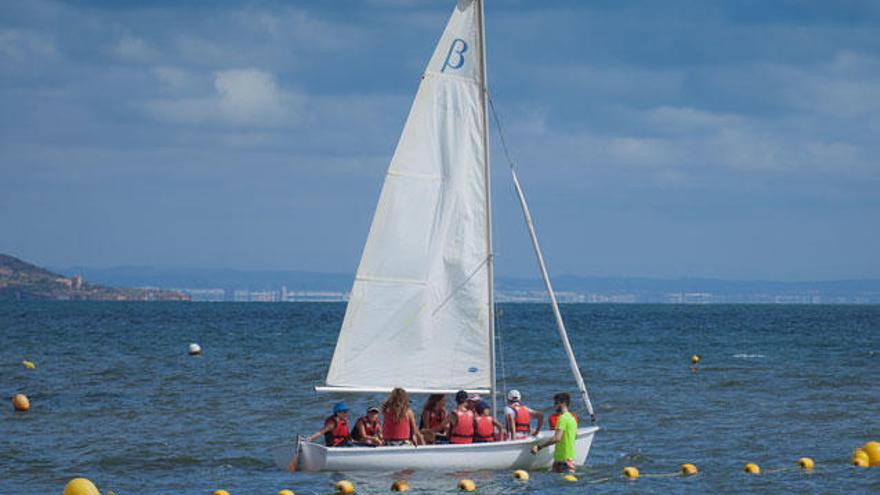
xmin=112 ymin=34 xmax=155 ymax=61
xmin=146 ymin=69 xmax=301 ymax=127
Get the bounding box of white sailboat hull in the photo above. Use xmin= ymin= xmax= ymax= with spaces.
xmin=272 ymin=426 xmax=598 ymax=472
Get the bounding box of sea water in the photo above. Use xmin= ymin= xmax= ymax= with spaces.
xmin=1 ymin=302 xmax=878 ymax=494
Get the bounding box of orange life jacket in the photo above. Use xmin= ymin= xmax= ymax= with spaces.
xmin=474 ymin=415 xmax=495 ymax=442
xmin=510 ymin=403 xmax=530 ymax=433
xmin=549 ymin=412 xmax=579 ymax=429
xmin=324 ymin=415 xmax=349 ymax=446
xmin=382 ymin=410 xmax=411 ymax=442
xmin=450 ymin=409 xmax=475 ymax=444
xmin=351 ymin=416 xmax=380 ymax=440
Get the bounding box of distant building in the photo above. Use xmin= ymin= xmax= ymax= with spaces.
xmin=249 ymin=291 xmax=277 ymax=302
xmin=71 ymin=275 xmax=82 ymax=290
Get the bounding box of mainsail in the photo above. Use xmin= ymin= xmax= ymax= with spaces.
xmin=323 ymin=0 xmax=491 ymax=393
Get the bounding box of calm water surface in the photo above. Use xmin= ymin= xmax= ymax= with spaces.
xmin=2 ymin=302 xmax=879 ymax=494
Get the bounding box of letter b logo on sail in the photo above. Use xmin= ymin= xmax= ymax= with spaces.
xmin=441 ymin=38 xmax=468 ymax=72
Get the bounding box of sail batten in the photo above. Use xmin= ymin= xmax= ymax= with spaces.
xmin=324 ymin=0 xmax=491 ymax=392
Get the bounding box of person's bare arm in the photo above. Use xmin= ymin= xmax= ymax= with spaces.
xmin=355 ymin=421 xmax=368 ymax=441
xmin=493 ymin=418 xmax=505 ymax=440
xmin=529 ymin=427 xmax=563 ymax=454
xmin=531 ymin=409 xmax=545 ymax=436
xmin=306 ymin=419 xmax=334 ymax=442
xmin=407 ymin=410 xmax=425 ymax=445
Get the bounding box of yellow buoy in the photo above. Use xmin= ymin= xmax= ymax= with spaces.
xmin=212 ymin=490 xmax=229 ymax=495
xmin=278 ymin=490 xmax=295 ymax=495
xmin=622 ymin=466 xmax=639 ymax=479
xmin=561 ymin=474 xmax=578 ymax=482
xmin=335 ymin=480 xmax=355 ymax=494
xmin=391 ymin=480 xmax=409 ymax=492
xmin=12 ymin=393 xmax=29 ymax=412
xmin=852 ymin=449 xmax=870 ymax=464
xmin=853 ymin=456 xmax=869 ymax=467
xmin=680 ymin=463 xmax=698 ymax=475
xmin=744 ymin=463 xmax=760 ymax=474
xmin=798 ymin=457 xmax=814 ymax=470
xmin=63 ymin=478 xmax=100 ymax=495
xmin=512 ymin=469 xmax=529 ymax=481
xmin=864 ymin=441 xmax=880 ymax=466
xmin=457 ymin=479 xmax=476 ymax=491
xmin=23 ymin=360 xmax=36 ymax=369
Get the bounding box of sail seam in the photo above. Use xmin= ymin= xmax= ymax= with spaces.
xmin=355 ymin=275 xmax=428 ymax=286
xmin=423 ymin=69 xmax=481 ymax=86
xmin=387 ymin=170 xmax=441 ymax=180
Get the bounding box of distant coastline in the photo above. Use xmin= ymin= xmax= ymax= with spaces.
xmin=55 ymin=264 xmax=880 ymax=305
xmin=0 ymin=254 xmax=189 ymax=301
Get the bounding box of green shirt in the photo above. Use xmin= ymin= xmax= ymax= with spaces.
xmin=553 ymin=411 xmax=577 ymax=461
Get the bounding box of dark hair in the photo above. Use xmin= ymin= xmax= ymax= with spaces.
xmin=475 ymin=401 xmax=489 ymax=415
xmin=553 ymin=393 xmax=571 ymax=406
xmin=455 ymin=390 xmax=468 ymax=404
xmin=422 ymin=394 xmax=445 ymax=413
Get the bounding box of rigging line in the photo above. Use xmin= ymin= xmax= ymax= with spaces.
xmin=487 ymin=94 xmax=517 ymax=172
xmin=496 ymin=306 xmax=507 ymax=397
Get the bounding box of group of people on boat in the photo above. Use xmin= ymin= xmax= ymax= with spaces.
xmin=306 ymin=387 xmax=580 ymax=471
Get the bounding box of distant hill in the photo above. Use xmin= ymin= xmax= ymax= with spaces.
xmin=0 ymin=254 xmax=189 ymax=301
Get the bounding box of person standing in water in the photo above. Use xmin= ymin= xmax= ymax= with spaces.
xmin=306 ymin=401 xmax=352 ymax=447
xmin=504 ymin=389 xmax=544 ymax=440
xmin=381 ymin=388 xmax=424 ymax=446
xmin=530 ymin=393 xmax=577 ymax=472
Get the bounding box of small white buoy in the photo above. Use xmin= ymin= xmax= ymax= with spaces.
xmin=188 ymin=343 xmax=201 ymax=356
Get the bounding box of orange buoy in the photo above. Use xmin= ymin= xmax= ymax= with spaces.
xmin=12 ymin=394 xmax=29 ymax=412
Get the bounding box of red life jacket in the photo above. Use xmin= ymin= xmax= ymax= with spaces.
xmin=474 ymin=415 xmax=495 ymax=442
xmin=323 ymin=415 xmax=349 ymax=446
xmin=450 ymin=409 xmax=475 ymax=444
xmin=382 ymin=410 xmax=411 ymax=442
xmin=511 ymin=403 xmax=531 ymax=433
xmin=549 ymin=412 xmax=579 ymax=429
xmin=351 ymin=416 xmax=380 ymax=440
xmin=420 ymin=409 xmax=446 ymax=430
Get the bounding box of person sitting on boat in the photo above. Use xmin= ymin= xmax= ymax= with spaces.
xmin=381 ymin=388 xmax=425 ymax=446
xmin=419 ymin=393 xmax=449 ymax=444
xmin=466 ymin=392 xmax=481 ymax=411
xmin=473 ymin=400 xmax=505 ymax=443
xmin=504 ymin=389 xmax=544 ymax=440
xmin=306 ymin=401 xmax=352 ymax=447
xmin=530 ymin=393 xmax=577 ymax=473
xmin=351 ymin=406 xmax=383 ymax=446
xmin=444 ymin=390 xmax=476 ymax=444
xmin=549 ymin=410 xmax=578 ymax=430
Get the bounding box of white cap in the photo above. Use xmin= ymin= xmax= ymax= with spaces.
xmin=467 ymin=393 xmax=482 ymax=401
xmin=507 ymin=389 xmax=521 ymax=402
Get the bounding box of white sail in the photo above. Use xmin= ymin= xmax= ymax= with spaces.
xmin=323 ymin=0 xmax=490 ymax=393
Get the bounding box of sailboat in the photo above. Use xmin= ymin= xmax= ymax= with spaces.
xmin=271 ymin=0 xmax=598 ymax=472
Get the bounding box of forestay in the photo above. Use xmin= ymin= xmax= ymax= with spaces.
xmin=323 ymin=0 xmax=491 ymax=393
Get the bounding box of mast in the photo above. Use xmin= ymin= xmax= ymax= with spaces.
xmin=476 ymin=0 xmax=497 ymax=417
xmin=510 ymin=169 xmax=596 ymax=421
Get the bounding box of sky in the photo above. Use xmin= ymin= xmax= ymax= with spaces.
xmin=1 ymin=0 xmax=878 ymax=281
